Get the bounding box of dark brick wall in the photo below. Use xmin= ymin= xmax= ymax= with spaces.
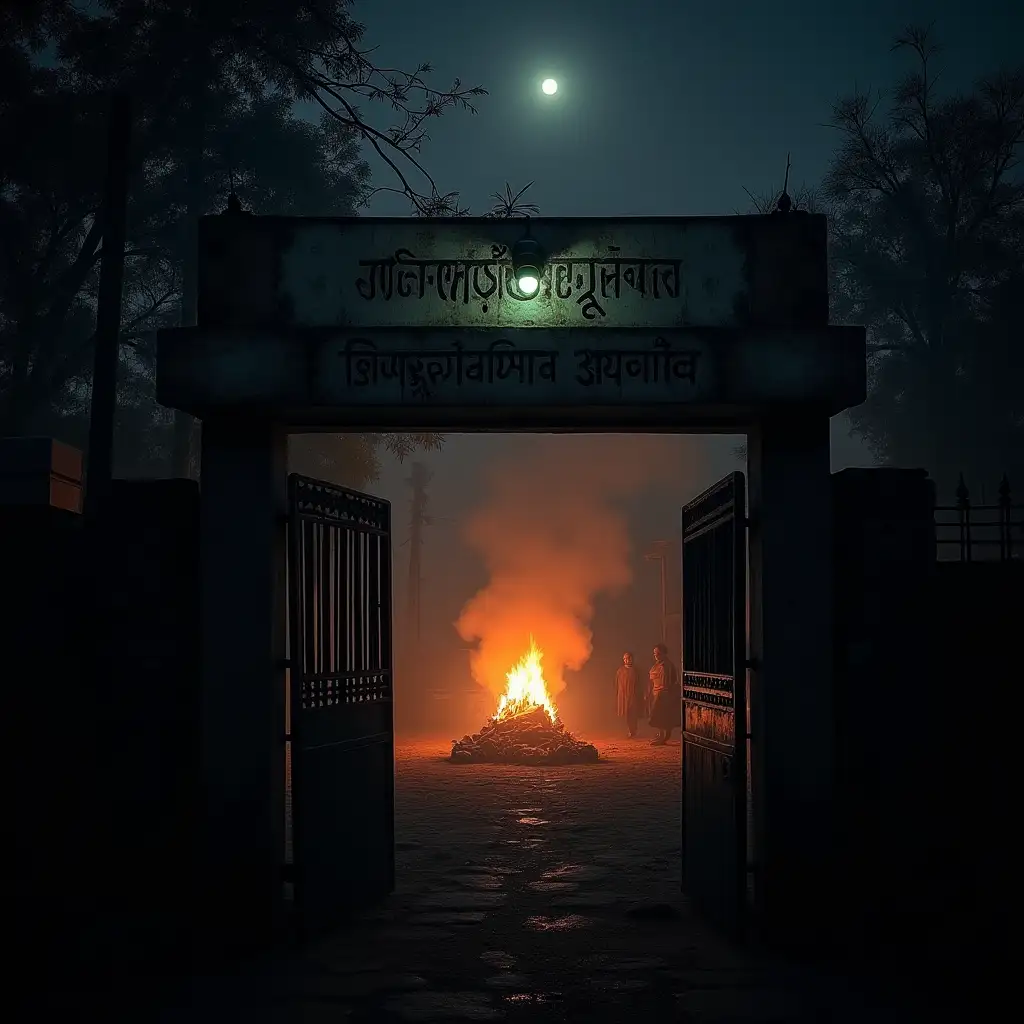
xmin=87 ymin=480 xmax=201 ymax=971
xmin=926 ymin=560 xmax=1019 ymax=966
xmin=831 ymin=469 xmax=937 ymax=958
xmin=3 ymin=504 xmax=97 ymax=975
xmin=4 ymin=480 xmax=201 ymax=980
xmin=831 ymin=467 xmax=1016 ymax=982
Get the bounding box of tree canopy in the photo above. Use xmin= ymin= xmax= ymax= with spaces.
xmin=824 ymin=27 xmax=1023 ymax=496
xmin=0 ymin=1 xmax=491 ymax=486
xmin=744 ymin=28 xmax=1023 ymax=497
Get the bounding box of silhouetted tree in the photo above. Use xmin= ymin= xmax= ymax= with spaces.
xmin=824 ymin=27 xmax=1023 ymax=495
xmin=0 ymin=2 xmax=486 ymax=484
xmin=741 ymin=29 xmax=1023 ymax=493
xmin=289 ymin=433 xmax=444 ymax=489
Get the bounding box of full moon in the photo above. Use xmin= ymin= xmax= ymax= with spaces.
xmin=541 ymin=78 xmax=558 ymax=95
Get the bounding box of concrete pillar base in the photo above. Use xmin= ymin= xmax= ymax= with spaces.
xmin=197 ymin=416 xmax=288 ymax=949
xmin=747 ymin=412 xmax=836 ymax=949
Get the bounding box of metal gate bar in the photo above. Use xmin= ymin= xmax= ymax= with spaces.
xmin=286 ymin=474 xmax=395 ymax=936
xmin=680 ymin=471 xmax=747 ymax=936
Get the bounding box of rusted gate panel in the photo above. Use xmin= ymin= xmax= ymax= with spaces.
xmin=680 ymin=471 xmax=748 ymax=935
xmin=287 ymin=474 xmax=395 ymax=935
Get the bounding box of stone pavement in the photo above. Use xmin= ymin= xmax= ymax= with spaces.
xmin=152 ymin=734 xmax=951 ymax=1022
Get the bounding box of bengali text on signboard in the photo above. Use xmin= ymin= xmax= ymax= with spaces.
xmin=156 ymin=323 xmax=868 ymax=421
xmin=353 ymin=246 xmax=685 ymax=321
xmin=312 ymin=329 xmax=714 ymax=406
xmin=273 ymin=220 xmax=751 ymax=329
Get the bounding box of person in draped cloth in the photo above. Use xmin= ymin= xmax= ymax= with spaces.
xmin=647 ymin=642 xmax=681 ymax=745
xmin=615 ymin=651 xmax=642 ymax=738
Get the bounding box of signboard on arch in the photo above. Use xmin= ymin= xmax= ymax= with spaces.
xmin=158 ymin=211 xmax=865 ymax=429
xmin=196 ymin=214 xmax=830 ymax=332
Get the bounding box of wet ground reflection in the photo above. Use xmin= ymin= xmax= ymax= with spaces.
xmin=504 ymin=991 xmax=562 ymax=1006
xmin=541 ymin=862 xmax=608 ymax=881
xmin=479 ymin=950 xmax=516 ymax=970
xmin=525 ymin=880 xmax=577 ymax=892
xmin=153 ymin=737 xmax=934 ymax=1022
xmin=523 ymin=913 xmax=593 ymax=932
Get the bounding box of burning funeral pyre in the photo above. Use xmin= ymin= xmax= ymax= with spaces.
xmin=451 ymin=638 xmax=599 ymax=765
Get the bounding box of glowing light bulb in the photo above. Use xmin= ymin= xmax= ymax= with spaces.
xmin=541 ymin=79 xmax=558 ymax=96
xmin=517 ymin=274 xmax=539 ymax=295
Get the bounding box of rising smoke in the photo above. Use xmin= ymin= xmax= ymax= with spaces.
xmin=454 ymin=434 xmax=689 ymax=702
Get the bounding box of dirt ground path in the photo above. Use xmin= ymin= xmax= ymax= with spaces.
xmin=155 ymin=736 xmax=945 ymax=1022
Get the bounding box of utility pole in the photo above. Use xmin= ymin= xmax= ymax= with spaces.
xmin=405 ymin=462 xmax=433 ymax=646
xmin=644 ymin=539 xmax=671 ymax=645
xmin=85 ymin=93 xmax=132 ymax=519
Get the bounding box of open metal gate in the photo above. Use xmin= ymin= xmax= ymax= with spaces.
xmin=680 ymin=471 xmax=748 ymax=935
xmin=287 ymin=474 xmax=395 ymax=935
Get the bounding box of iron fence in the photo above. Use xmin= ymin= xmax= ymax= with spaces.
xmin=934 ymin=474 xmax=1021 ymax=562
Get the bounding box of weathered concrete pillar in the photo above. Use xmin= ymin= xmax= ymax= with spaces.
xmin=747 ymin=412 xmax=835 ymax=948
xmin=198 ymin=416 xmax=287 ymax=949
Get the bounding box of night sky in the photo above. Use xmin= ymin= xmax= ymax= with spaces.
xmin=347 ymin=0 xmax=1018 ymax=724
xmin=357 ymin=0 xmax=1021 ymax=218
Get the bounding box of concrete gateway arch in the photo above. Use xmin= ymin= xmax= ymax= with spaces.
xmin=157 ymin=209 xmax=865 ymax=946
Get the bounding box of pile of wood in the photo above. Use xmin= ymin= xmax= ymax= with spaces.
xmin=450 ymin=705 xmax=600 ymax=765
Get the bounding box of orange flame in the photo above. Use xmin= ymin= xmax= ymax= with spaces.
xmin=493 ymin=636 xmax=558 ymax=723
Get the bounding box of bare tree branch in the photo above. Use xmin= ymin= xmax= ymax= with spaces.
xmin=234 ymin=15 xmax=487 ymax=215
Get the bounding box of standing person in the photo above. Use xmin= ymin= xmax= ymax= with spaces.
xmin=615 ymin=652 xmax=641 ymax=738
xmin=648 ymin=643 xmax=681 ymax=746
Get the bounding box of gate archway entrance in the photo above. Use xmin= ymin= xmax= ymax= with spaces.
xmin=158 ymin=210 xmax=865 ymax=947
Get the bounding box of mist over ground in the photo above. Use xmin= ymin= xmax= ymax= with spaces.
xmin=381 ymin=426 xmax=873 ymax=740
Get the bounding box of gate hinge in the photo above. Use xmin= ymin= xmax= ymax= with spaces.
xmin=744 ymin=658 xmax=759 ymax=671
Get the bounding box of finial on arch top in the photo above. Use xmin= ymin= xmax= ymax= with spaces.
xmin=223 ymin=191 xmax=251 ymax=216
xmin=772 ymin=152 xmax=809 ymax=215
